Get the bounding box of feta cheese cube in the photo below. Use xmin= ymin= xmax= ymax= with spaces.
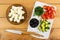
xmin=18 ymin=6 xmax=23 ymax=10
xmin=8 ymin=13 xmax=12 ymax=17
xmin=14 ymin=14 xmax=18 ymax=22
xmin=17 ymin=19 xmax=20 ymax=23
xmin=21 ymin=16 xmax=24 ymax=19
xmin=9 ymin=18 xmax=13 ymax=21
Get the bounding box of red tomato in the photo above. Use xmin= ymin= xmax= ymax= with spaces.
xmin=43 ymin=5 xmax=49 ymax=10
xmin=41 ymin=5 xmax=56 ymax=19
xmin=42 ymin=14 xmax=45 ymax=19
xmin=50 ymin=14 xmax=55 ymax=19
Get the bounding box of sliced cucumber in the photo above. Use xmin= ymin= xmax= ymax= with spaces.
xmin=38 ymin=19 xmax=50 ymax=32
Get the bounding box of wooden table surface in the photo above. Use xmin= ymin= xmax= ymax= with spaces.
xmin=0 ymin=0 xmax=60 ymax=40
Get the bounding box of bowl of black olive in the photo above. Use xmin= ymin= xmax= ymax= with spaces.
xmin=29 ymin=18 xmax=39 ymax=28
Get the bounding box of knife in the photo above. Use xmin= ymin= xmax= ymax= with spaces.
xmin=5 ymin=29 xmax=43 ymax=37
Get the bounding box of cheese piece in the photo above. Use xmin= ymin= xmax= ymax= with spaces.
xmin=14 ymin=14 xmax=18 ymax=22
xmin=12 ymin=6 xmax=17 ymax=10
xmin=21 ymin=10 xmax=25 ymax=13
xmin=11 ymin=13 xmax=15 ymax=19
xmin=17 ymin=19 xmax=20 ymax=23
xmin=18 ymin=9 xmax=22 ymax=14
xmin=18 ymin=9 xmax=25 ymax=14
xmin=18 ymin=6 xmax=23 ymax=10
xmin=12 ymin=6 xmax=18 ymax=14
xmin=19 ymin=16 xmax=24 ymax=20
xmin=8 ymin=9 xmax=14 ymax=17
xmin=9 ymin=14 xmax=15 ymax=22
xmin=8 ymin=13 xmax=12 ymax=17
xmin=21 ymin=16 xmax=24 ymax=19
xmin=19 ymin=11 xmax=23 ymax=17
xmin=9 ymin=18 xmax=13 ymax=21
xmin=18 ymin=14 xmax=22 ymax=20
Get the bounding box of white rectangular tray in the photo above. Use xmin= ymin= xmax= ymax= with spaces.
xmin=27 ymin=1 xmax=56 ymax=39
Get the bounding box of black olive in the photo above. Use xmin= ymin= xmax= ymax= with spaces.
xmin=29 ymin=18 xmax=39 ymax=28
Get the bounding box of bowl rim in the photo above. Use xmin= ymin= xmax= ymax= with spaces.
xmin=6 ymin=4 xmax=27 ymax=25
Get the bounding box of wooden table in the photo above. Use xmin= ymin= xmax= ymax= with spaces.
xmin=0 ymin=0 xmax=60 ymax=40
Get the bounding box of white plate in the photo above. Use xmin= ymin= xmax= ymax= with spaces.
xmin=27 ymin=1 xmax=56 ymax=39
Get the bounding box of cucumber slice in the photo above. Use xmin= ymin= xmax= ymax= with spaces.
xmin=38 ymin=19 xmax=50 ymax=32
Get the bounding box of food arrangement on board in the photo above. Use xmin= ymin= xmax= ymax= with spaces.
xmin=27 ymin=1 xmax=56 ymax=39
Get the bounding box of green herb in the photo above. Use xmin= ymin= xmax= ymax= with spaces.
xmin=34 ymin=6 xmax=44 ymax=16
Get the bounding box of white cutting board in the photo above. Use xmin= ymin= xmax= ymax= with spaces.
xmin=27 ymin=1 xmax=56 ymax=39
